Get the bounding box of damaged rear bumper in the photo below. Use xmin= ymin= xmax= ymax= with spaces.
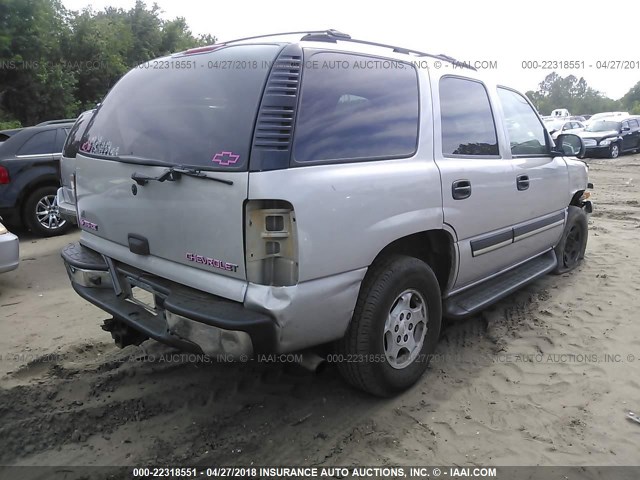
xmin=61 ymin=242 xmax=277 ymax=357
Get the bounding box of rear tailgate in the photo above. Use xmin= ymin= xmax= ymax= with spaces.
xmin=75 ymin=155 xmax=248 ymax=281
xmin=74 ymin=44 xmax=283 ymax=297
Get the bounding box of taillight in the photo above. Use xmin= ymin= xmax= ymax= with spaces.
xmin=0 ymin=166 xmax=9 ymax=184
xmin=245 ymin=200 xmax=298 ymax=286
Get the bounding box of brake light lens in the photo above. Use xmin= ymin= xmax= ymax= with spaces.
xmin=0 ymin=166 xmax=9 ymax=184
xmin=245 ymin=200 xmax=298 ymax=286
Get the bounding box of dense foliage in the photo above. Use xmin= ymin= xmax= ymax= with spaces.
xmin=526 ymin=73 xmax=640 ymax=116
xmin=0 ymin=0 xmax=215 ymax=128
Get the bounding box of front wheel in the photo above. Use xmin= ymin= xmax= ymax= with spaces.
xmin=553 ymin=206 xmax=588 ymax=274
xmin=609 ymin=143 xmax=620 ymax=159
xmin=24 ymin=186 xmax=71 ymax=237
xmin=335 ymin=255 xmax=442 ymax=397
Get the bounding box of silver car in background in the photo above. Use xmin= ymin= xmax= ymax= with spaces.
xmin=544 ymin=119 xmax=586 ymax=139
xmin=0 ymin=221 xmax=19 ymax=273
xmin=56 ymin=109 xmax=95 ymax=224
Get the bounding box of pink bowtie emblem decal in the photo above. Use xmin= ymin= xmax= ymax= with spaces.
xmin=212 ymin=151 xmax=240 ymax=166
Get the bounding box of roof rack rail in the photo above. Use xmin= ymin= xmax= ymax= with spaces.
xmin=300 ymin=31 xmax=476 ymax=71
xmin=36 ymin=118 xmax=76 ymax=126
xmin=221 ymin=30 xmax=348 ymax=45
xmin=220 ymin=29 xmax=475 ymax=71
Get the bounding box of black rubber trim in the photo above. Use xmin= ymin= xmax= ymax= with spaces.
xmin=470 ymin=230 xmax=513 ymax=256
xmin=61 ymin=242 xmax=107 ymax=270
xmin=513 ymin=212 xmax=564 ymax=239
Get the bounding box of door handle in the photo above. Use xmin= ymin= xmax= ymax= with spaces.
xmin=452 ymin=179 xmax=471 ymax=200
xmin=516 ymin=174 xmax=530 ymax=191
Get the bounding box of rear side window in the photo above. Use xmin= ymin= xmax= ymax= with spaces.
xmin=631 ymin=119 xmax=640 ymax=128
xmin=293 ymin=52 xmax=419 ymax=163
xmin=497 ymin=87 xmax=548 ymax=156
xmin=80 ymin=45 xmax=281 ymax=170
xmin=439 ymin=77 xmax=499 ymax=156
xmin=63 ymin=110 xmax=94 ymax=158
xmin=17 ymin=130 xmax=56 ymax=155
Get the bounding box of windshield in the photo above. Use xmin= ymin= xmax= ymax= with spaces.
xmin=80 ymin=44 xmax=281 ymax=170
xmin=585 ymin=120 xmax=620 ymax=132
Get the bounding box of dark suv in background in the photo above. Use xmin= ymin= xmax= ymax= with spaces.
xmin=0 ymin=119 xmax=75 ymax=236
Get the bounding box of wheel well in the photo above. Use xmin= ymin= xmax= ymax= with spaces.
xmin=19 ymin=179 xmax=60 ymax=220
xmin=570 ymin=190 xmax=584 ymax=206
xmin=372 ymin=230 xmax=455 ymax=293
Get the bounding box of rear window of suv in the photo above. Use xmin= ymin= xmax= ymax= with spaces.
xmin=80 ymin=44 xmax=281 ymax=170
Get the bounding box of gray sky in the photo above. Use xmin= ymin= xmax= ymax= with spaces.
xmin=61 ymin=0 xmax=640 ymax=100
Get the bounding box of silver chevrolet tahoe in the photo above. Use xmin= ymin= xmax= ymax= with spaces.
xmin=62 ymin=30 xmax=592 ymax=396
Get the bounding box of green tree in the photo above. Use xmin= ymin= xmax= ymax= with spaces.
xmin=620 ymin=81 xmax=640 ymax=114
xmin=0 ymin=0 xmax=77 ymax=125
xmin=0 ymin=0 xmax=215 ymax=126
xmin=526 ymin=72 xmax=620 ymax=115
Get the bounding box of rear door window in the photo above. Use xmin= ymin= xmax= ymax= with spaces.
xmin=17 ymin=130 xmax=56 ymax=156
xmin=293 ymin=52 xmax=419 ymax=163
xmin=80 ymin=44 xmax=281 ymax=170
xmin=439 ymin=77 xmax=499 ymax=156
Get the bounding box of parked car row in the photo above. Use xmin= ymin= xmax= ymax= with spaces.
xmin=542 ymin=109 xmax=640 ymax=158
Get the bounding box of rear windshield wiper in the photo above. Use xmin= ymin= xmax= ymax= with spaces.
xmin=173 ymin=167 xmax=234 ymax=185
xmin=131 ymin=166 xmax=233 ymax=186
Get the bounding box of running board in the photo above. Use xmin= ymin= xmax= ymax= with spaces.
xmin=444 ymin=250 xmax=557 ymax=319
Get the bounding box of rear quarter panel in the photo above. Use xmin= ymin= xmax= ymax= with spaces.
xmin=248 ymin=69 xmax=443 ymax=282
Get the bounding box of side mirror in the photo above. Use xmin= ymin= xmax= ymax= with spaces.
xmin=622 ymin=126 xmax=630 ymax=131
xmin=553 ymin=133 xmax=586 ymax=159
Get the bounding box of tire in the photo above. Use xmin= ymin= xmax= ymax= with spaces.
xmin=335 ymin=255 xmax=442 ymax=397
xmin=23 ymin=186 xmax=71 ymax=237
xmin=553 ymin=206 xmax=588 ymax=274
xmin=609 ymin=143 xmax=620 ymax=159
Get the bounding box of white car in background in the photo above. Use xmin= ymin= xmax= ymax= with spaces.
xmin=0 ymin=220 xmax=19 ymax=273
xmin=584 ymin=111 xmax=629 ymax=127
xmin=544 ymin=119 xmax=586 ymax=139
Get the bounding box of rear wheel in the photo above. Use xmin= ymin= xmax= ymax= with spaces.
xmin=336 ymin=255 xmax=442 ymax=397
xmin=609 ymin=143 xmax=620 ymax=159
xmin=24 ymin=186 xmax=71 ymax=237
xmin=553 ymin=206 xmax=588 ymax=274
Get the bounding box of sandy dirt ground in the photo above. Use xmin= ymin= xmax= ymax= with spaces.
xmin=1 ymin=154 xmax=639 ymax=474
